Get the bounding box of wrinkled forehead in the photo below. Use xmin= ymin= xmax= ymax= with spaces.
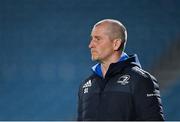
xmin=91 ymin=23 xmax=111 ymax=35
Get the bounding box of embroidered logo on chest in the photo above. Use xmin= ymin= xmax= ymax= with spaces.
xmin=117 ymin=75 xmax=130 ymax=85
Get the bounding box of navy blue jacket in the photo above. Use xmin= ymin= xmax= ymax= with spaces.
xmin=77 ymin=54 xmax=164 ymax=121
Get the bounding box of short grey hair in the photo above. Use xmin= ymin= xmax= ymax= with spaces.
xmin=94 ymin=19 xmax=127 ymax=51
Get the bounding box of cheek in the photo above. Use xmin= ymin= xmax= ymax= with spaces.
xmin=98 ymin=43 xmax=114 ymax=55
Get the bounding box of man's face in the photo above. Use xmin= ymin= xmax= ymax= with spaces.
xmin=89 ymin=24 xmax=115 ymax=62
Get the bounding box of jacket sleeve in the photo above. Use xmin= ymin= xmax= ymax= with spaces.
xmin=133 ymin=73 xmax=164 ymax=120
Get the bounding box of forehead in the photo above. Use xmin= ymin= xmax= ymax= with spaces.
xmin=91 ymin=24 xmax=110 ymax=36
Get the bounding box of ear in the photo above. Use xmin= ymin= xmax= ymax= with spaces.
xmin=113 ymin=39 xmax=122 ymax=51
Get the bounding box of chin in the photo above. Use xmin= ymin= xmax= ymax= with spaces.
xmin=91 ymin=56 xmax=99 ymax=61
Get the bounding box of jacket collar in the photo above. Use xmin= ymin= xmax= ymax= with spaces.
xmin=92 ymin=52 xmax=132 ymax=78
xmin=92 ymin=53 xmax=141 ymax=78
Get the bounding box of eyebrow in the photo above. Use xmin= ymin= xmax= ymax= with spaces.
xmin=91 ymin=35 xmax=101 ymax=39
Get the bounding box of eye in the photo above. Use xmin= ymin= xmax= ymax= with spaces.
xmin=94 ymin=36 xmax=101 ymax=42
xmin=90 ymin=36 xmax=101 ymax=43
xmin=96 ymin=37 xmax=100 ymax=41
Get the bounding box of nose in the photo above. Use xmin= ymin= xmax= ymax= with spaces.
xmin=88 ymin=40 xmax=94 ymax=49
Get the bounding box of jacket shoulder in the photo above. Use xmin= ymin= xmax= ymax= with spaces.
xmin=125 ymin=66 xmax=159 ymax=92
xmin=127 ymin=66 xmax=157 ymax=82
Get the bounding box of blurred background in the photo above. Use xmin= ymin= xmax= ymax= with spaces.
xmin=0 ymin=0 xmax=180 ymax=120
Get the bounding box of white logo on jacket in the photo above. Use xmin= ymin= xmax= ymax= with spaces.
xmin=83 ymin=80 xmax=92 ymax=94
xmin=117 ymin=75 xmax=130 ymax=85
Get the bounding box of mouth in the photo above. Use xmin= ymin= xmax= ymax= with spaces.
xmin=91 ymin=51 xmax=97 ymax=55
xmin=91 ymin=49 xmax=97 ymax=53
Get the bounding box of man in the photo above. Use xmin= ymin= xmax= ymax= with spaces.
xmin=77 ymin=19 xmax=164 ymax=120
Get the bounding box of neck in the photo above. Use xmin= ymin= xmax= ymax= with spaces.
xmin=101 ymin=52 xmax=122 ymax=77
